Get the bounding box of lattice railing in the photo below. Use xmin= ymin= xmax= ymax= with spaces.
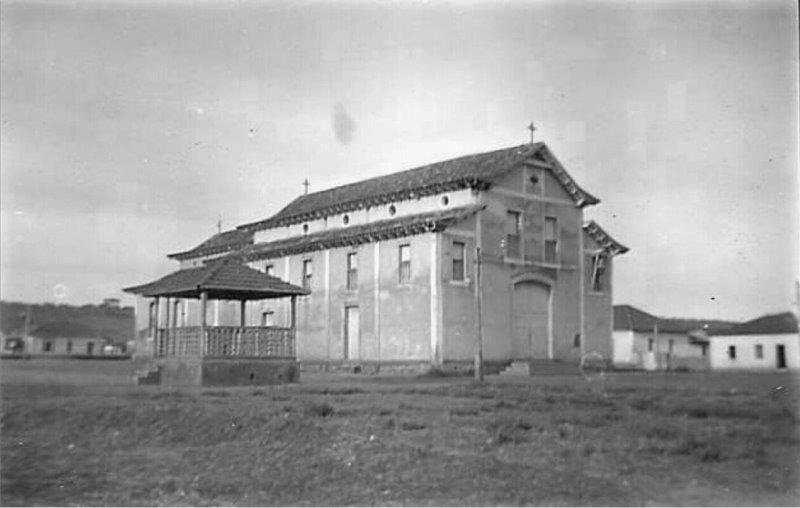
xmin=205 ymin=326 xmax=294 ymax=358
xmin=153 ymin=326 xmax=294 ymax=358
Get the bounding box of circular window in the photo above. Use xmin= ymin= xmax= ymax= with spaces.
xmin=343 ymin=215 xmax=350 ymax=225
xmin=302 ymin=224 xmax=309 ymax=233
xmin=441 ymin=195 xmax=450 ymax=206
xmin=388 ymin=205 xmax=396 ymax=216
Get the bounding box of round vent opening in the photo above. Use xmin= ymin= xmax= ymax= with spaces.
xmin=343 ymin=215 xmax=350 ymax=225
xmin=388 ymin=205 xmax=397 ymax=216
xmin=441 ymin=195 xmax=450 ymax=206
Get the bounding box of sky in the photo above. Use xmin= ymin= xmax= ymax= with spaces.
xmin=1 ymin=0 xmax=798 ymax=321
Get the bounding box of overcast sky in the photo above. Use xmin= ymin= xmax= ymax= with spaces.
xmin=1 ymin=0 xmax=797 ymax=321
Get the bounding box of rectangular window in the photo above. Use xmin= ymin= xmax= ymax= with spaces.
xmin=87 ymin=342 xmax=94 ymax=355
xmin=728 ymin=345 xmax=736 ymax=360
xmin=66 ymin=341 xmax=72 ymax=354
xmin=399 ymin=244 xmax=411 ymax=283
xmin=544 ymin=217 xmax=558 ymax=263
xmin=347 ymin=252 xmax=358 ymax=290
xmin=647 ymin=338 xmax=654 ymax=352
xmin=505 ymin=211 xmax=522 ymax=258
xmin=755 ymin=344 xmax=763 ymax=359
xmin=261 ymin=310 xmax=275 ymax=327
xmin=590 ymin=254 xmax=607 ymax=292
xmin=44 ymin=341 xmax=53 ymax=353
xmin=668 ymin=339 xmax=674 ymax=353
xmin=452 ymin=241 xmax=466 ymax=281
xmin=265 ymin=264 xmax=275 ymax=276
xmin=302 ymin=259 xmax=312 ymax=290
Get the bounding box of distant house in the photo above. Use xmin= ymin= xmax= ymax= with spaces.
xmin=27 ymin=322 xmax=107 ymax=356
xmin=102 ymin=298 xmax=121 ymax=308
xmin=612 ymin=305 xmax=736 ymax=371
xmin=695 ymin=313 xmax=799 ymax=371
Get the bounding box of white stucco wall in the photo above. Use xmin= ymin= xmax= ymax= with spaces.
xmin=709 ymin=333 xmax=800 ymax=370
xmin=612 ymin=330 xmax=635 ymax=365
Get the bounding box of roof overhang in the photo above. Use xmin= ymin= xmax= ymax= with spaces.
xmin=123 ymin=259 xmax=309 ymax=300
xmin=583 ymin=220 xmax=629 ymax=256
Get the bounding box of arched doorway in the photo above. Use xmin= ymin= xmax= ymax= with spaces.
xmin=511 ymin=280 xmax=551 ymax=359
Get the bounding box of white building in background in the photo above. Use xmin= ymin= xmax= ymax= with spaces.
xmin=701 ymin=313 xmax=799 ymax=371
xmin=612 ymin=304 xmax=735 ymax=371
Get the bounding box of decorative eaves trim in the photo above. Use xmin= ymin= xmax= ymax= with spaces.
xmin=583 ymin=220 xmax=629 ymax=256
xmin=237 ymin=179 xmax=488 ymax=232
xmin=240 ymin=205 xmax=485 ymax=262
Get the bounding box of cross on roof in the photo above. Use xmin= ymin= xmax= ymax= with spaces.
xmin=527 ymin=122 xmax=537 ymax=143
xmin=302 ymin=178 xmax=310 ymax=195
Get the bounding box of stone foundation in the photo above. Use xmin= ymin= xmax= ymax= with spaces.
xmin=153 ymin=357 xmax=299 ymax=386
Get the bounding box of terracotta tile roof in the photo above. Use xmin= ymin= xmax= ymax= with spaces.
xmin=168 ymin=229 xmax=254 ymax=261
xmin=583 ymin=221 xmax=629 ymax=255
xmin=30 ymin=321 xmax=103 ymax=340
xmin=124 ymin=259 xmax=308 ymax=300
xmin=709 ymin=312 xmax=798 ymax=336
xmin=238 ymin=142 xmax=598 ymax=231
xmin=613 ymin=304 xmax=737 ymax=334
xmin=240 ymin=204 xmax=485 ymax=261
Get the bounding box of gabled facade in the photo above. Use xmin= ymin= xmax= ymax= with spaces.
xmin=133 ymin=142 xmax=628 ymax=371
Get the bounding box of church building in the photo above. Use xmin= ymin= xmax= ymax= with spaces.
xmin=130 ymin=141 xmax=627 ymax=374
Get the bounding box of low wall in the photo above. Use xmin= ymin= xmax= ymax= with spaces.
xmin=156 ymin=357 xmax=299 ymax=386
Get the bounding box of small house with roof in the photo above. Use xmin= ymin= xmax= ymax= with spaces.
xmin=26 ymin=321 xmax=107 ymax=356
xmin=125 ymin=142 xmax=628 ymax=379
xmin=694 ymin=312 xmax=799 ymax=370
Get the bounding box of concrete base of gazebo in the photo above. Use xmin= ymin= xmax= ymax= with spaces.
xmin=149 ymin=357 xmax=299 ymax=386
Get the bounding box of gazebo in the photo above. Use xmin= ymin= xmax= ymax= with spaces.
xmin=124 ymin=258 xmax=309 ymax=386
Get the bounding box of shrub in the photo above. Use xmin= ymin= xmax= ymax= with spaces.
xmin=305 ymin=402 xmax=335 ymax=417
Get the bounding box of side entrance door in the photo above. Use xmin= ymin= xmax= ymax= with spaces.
xmin=511 ymin=281 xmax=550 ymax=359
xmin=776 ymin=344 xmax=787 ymax=369
xmin=344 ymin=306 xmax=360 ymax=360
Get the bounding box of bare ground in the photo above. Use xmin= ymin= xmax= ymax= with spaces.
xmin=1 ymin=359 xmax=799 ymax=506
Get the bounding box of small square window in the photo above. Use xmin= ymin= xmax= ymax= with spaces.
xmin=399 ymin=244 xmax=411 ymax=283
xmin=302 ymin=259 xmax=313 ymax=290
xmin=261 ymin=310 xmax=275 ymax=327
xmin=505 ymin=211 xmax=522 ymax=258
xmin=347 ymin=252 xmax=358 ymax=290
xmin=265 ymin=264 xmax=275 ymax=276
xmin=544 ymin=217 xmax=558 ymax=263
xmin=452 ymin=241 xmax=466 ymax=281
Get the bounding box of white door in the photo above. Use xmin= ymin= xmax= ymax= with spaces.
xmin=345 ymin=306 xmax=360 ymax=360
xmin=512 ymin=282 xmax=550 ymax=359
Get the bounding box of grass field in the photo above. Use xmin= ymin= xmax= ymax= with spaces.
xmin=2 ymin=359 xmax=799 ymax=506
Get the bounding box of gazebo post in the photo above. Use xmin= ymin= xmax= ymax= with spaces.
xmin=153 ymin=297 xmax=160 ymax=356
xmin=200 ymin=291 xmax=208 ymax=356
xmin=290 ymin=295 xmax=297 ymax=357
xmin=164 ymin=297 xmax=171 ymax=355
xmin=238 ymin=300 xmax=246 ymax=355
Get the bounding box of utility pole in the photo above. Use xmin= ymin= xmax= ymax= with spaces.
xmin=23 ymin=305 xmax=31 ymax=339
xmin=474 ymin=246 xmax=484 ymax=382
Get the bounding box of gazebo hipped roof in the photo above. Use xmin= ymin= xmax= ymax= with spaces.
xmin=123 ymin=259 xmax=309 ymax=300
